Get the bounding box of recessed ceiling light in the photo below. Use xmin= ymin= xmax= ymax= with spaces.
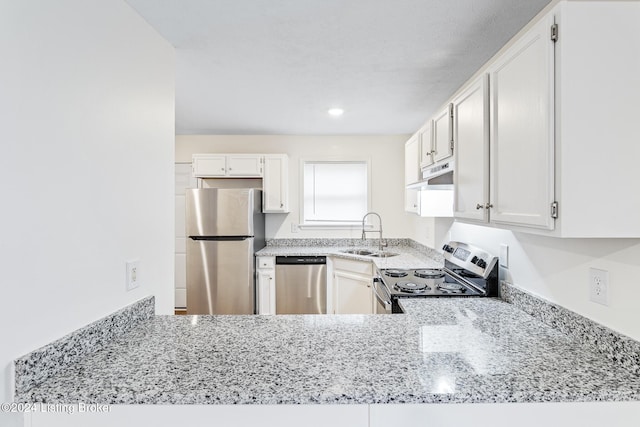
xmin=328 ymin=108 xmax=344 ymax=117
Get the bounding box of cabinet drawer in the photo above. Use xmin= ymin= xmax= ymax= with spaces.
xmin=257 ymin=256 xmax=275 ymax=269
xmin=332 ymin=257 xmax=373 ymax=276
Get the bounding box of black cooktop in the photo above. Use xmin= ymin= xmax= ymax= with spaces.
xmin=379 ymin=261 xmax=498 ymax=298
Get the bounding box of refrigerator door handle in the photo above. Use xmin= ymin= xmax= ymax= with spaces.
xmin=189 ymin=236 xmax=250 ymax=241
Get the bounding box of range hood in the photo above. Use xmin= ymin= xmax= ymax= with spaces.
xmin=406 ymin=160 xmax=454 ymax=217
xmin=406 ymin=160 xmax=453 ymax=190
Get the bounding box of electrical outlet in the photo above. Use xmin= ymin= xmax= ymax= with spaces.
xmin=291 ymin=223 xmax=299 ymax=233
xmin=589 ymin=267 xmax=609 ymax=306
xmin=126 ymin=260 xmax=140 ymax=291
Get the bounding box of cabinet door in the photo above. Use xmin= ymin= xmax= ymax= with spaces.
xmin=256 ymin=269 xmax=275 ymax=315
xmin=404 ymin=188 xmax=420 ymax=215
xmin=227 ymin=155 xmax=263 ymax=177
xmin=488 ymin=15 xmax=555 ymax=230
xmin=419 ymin=121 xmax=434 ymax=169
xmin=453 ymin=75 xmax=489 ymax=222
xmin=404 ymin=134 xmax=420 ymax=185
xmin=263 ymin=154 xmax=289 ymax=213
xmin=432 ymin=104 xmax=453 ymax=163
xmin=192 ymin=154 xmax=227 ymax=177
xmin=333 ymin=271 xmax=373 ymax=314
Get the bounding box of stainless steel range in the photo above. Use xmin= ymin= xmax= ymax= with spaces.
xmin=373 ymin=241 xmax=499 ymax=313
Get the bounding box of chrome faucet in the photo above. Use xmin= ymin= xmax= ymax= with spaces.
xmin=362 ymin=212 xmax=387 ymax=251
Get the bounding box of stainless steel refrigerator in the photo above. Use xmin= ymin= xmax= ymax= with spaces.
xmin=185 ymin=188 xmax=265 ymax=314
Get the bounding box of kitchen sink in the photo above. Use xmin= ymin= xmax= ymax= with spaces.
xmin=340 ymin=249 xmax=399 ymax=258
xmin=341 ymin=249 xmax=375 ymax=256
xmin=369 ymin=252 xmax=399 ymax=258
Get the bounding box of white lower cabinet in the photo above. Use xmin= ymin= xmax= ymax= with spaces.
xmin=29 ymin=404 xmax=369 ymax=427
xmin=369 ymin=402 xmax=640 ymax=427
xmin=330 ymin=257 xmax=373 ymax=315
xmin=256 ymin=256 xmax=275 ymax=314
xmin=27 ymin=400 xmax=640 ymax=427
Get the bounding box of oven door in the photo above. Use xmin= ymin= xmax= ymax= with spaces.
xmin=373 ymin=277 xmax=392 ymax=314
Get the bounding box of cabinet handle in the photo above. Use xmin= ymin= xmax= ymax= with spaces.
xmin=485 ymin=203 xmax=494 ymax=209
xmin=280 ymin=202 xmax=284 ymax=208
xmin=228 ymin=167 xmax=232 ymax=171
xmin=476 ymin=204 xmax=484 ymax=210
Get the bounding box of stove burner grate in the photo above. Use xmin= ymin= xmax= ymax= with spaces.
xmin=414 ymin=269 xmax=445 ymax=279
xmin=438 ymin=282 xmax=466 ymax=293
xmin=395 ymin=281 xmax=431 ymax=293
xmin=385 ymin=269 xmax=409 ymax=278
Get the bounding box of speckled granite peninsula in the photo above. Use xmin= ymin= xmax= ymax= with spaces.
xmin=15 ymin=296 xmax=640 ymax=405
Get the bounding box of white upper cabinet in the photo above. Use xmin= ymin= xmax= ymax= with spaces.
xmin=404 ymin=134 xmax=421 ymax=214
xmin=192 ymin=154 xmax=263 ymax=178
xmin=488 ymin=13 xmax=555 ymax=230
xmin=404 ymin=134 xmax=420 ymax=185
xmin=405 ymin=188 xmax=421 ymax=215
xmin=448 ymin=0 xmax=640 ymax=237
xmin=226 ymin=155 xmax=263 ymax=177
xmin=453 ymin=75 xmax=489 ymax=223
xmin=419 ymin=121 xmax=434 ymax=169
xmin=432 ymin=104 xmax=454 ymax=163
xmin=191 ymin=153 xmax=290 ymax=215
xmin=263 ymin=154 xmax=289 ymax=213
xmin=192 ymin=154 xmax=227 ymax=177
xmin=552 ymin=1 xmax=640 ymax=237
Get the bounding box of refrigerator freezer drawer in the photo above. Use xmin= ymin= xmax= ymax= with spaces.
xmin=186 ymin=238 xmax=255 ymax=314
xmin=186 ymin=188 xmax=260 ymax=237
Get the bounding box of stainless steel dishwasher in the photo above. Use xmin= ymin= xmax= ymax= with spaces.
xmin=275 ymin=256 xmax=326 ymax=314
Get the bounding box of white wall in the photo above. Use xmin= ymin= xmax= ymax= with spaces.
xmin=0 ymin=1 xmax=175 ymax=422
xmin=177 ymin=135 xmax=424 ymax=241
xmin=447 ymin=222 xmax=640 ymax=341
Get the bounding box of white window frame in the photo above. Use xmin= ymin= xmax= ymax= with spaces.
xmin=298 ymin=158 xmax=372 ymax=230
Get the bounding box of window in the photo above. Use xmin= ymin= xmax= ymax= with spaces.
xmin=301 ymin=160 xmax=370 ymax=227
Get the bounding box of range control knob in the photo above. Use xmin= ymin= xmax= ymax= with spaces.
xmin=476 ymin=259 xmax=487 ymax=269
xmin=442 ymin=244 xmax=455 ymax=253
xmin=471 ymin=256 xmax=479 ymax=264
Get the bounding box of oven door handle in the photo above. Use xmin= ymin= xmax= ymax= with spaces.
xmin=373 ymin=280 xmax=392 ymax=312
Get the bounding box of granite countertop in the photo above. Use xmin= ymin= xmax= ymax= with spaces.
xmin=256 ymin=243 xmax=443 ymax=270
xmin=17 ymin=298 xmax=640 ymax=405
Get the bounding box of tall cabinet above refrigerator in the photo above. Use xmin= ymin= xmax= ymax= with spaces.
xmin=185 ymin=188 xmax=265 ymax=314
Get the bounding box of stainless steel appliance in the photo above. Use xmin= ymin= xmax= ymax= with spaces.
xmin=275 ymin=256 xmax=326 ymax=314
xmin=376 ymin=241 xmax=498 ymax=313
xmin=186 ymin=188 xmax=265 ymax=314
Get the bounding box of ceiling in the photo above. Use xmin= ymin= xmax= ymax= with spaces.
xmin=126 ymin=0 xmax=553 ymax=135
